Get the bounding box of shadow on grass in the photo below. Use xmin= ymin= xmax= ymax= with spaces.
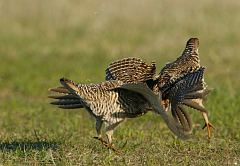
xmin=0 ymin=141 xmax=59 ymax=151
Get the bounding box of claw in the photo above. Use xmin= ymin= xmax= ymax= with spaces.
xmin=93 ymin=137 xmax=122 ymax=154
xmin=202 ymin=122 xmax=214 ymax=139
xmin=107 ymin=143 xmax=122 ymax=155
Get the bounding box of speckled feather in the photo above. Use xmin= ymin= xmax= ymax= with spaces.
xmin=51 ymin=79 xmax=150 ymax=124
xmin=156 ymin=38 xmax=201 ymax=92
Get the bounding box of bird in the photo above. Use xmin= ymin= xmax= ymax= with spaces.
xmin=49 ymin=75 xmax=189 ymax=152
xmin=154 ymin=38 xmax=213 ymax=138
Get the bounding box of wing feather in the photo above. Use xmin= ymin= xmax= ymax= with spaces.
xmin=117 ymin=83 xmax=190 ymax=139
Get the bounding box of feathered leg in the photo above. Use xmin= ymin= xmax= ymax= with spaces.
xmin=93 ymin=118 xmax=108 ymax=145
xmin=105 ymin=122 xmax=122 ymax=154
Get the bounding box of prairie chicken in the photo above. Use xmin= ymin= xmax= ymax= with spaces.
xmin=49 ymin=77 xmax=189 ymax=152
xmin=154 ymin=38 xmax=213 ymax=138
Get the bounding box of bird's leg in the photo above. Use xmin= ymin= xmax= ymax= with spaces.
xmin=105 ymin=123 xmax=122 ymax=154
xmin=93 ymin=119 xmax=108 ymax=146
xmin=183 ymin=99 xmax=214 ymax=139
xmin=202 ymin=112 xmax=214 ymax=139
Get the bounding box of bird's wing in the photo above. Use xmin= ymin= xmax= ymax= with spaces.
xmin=158 ymin=38 xmax=200 ymax=91
xmin=166 ymin=67 xmax=206 ymax=132
xmin=115 ymin=83 xmax=190 ymax=140
xmin=168 ymin=67 xmax=205 ymax=106
xmin=171 ymin=105 xmax=192 ymax=133
xmin=105 ymin=57 xmax=156 ymax=84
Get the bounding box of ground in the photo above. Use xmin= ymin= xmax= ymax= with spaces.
xmin=0 ymin=0 xmax=239 ymax=165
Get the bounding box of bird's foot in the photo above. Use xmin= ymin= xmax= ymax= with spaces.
xmin=202 ymin=122 xmax=214 ymax=139
xmin=93 ymin=137 xmax=122 ymax=155
xmin=106 ymin=143 xmax=122 ymax=155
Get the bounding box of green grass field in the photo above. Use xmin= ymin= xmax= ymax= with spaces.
xmin=0 ymin=0 xmax=239 ymax=165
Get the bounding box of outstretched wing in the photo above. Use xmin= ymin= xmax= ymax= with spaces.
xmin=105 ymin=57 xmax=156 ymax=84
xmin=168 ymin=67 xmax=205 ymax=106
xmin=166 ymin=67 xmax=206 ymax=132
xmin=157 ymin=38 xmax=200 ymax=91
xmin=116 ymin=83 xmax=190 ymax=139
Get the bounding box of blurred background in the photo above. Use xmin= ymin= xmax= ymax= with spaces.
xmin=0 ymin=0 xmax=239 ymax=164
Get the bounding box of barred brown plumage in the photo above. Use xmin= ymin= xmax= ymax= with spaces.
xmin=106 ymin=57 xmax=156 ymax=84
xmin=166 ymin=67 xmax=206 ymax=132
xmin=50 ymin=58 xmax=157 ymax=110
xmin=156 ymin=38 xmax=200 ymax=92
xmin=49 ymin=78 xmax=189 ymax=152
xmin=155 ymin=38 xmax=213 ymax=138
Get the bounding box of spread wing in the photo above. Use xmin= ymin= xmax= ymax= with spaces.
xmin=168 ymin=67 xmax=205 ymax=106
xmin=166 ymin=67 xmax=206 ymax=132
xmin=115 ymin=83 xmax=190 ymax=139
xmin=105 ymin=57 xmax=156 ymax=84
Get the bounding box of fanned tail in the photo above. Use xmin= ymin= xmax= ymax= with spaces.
xmin=48 ymin=81 xmax=83 ymax=109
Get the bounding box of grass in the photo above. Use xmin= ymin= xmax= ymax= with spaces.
xmin=0 ymin=0 xmax=239 ymax=165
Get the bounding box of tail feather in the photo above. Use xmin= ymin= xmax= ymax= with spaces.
xmin=49 ymin=78 xmax=84 ymax=109
xmin=58 ymin=104 xmax=84 ymax=109
xmin=50 ymin=99 xmax=82 ymax=105
xmin=49 ymin=86 xmax=69 ymax=94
